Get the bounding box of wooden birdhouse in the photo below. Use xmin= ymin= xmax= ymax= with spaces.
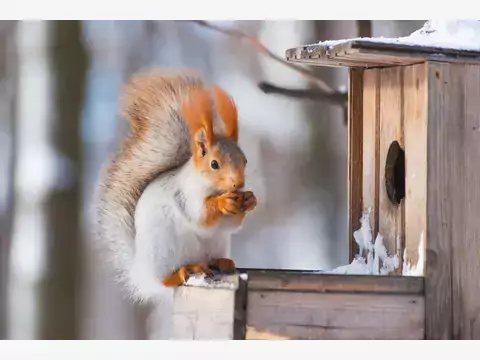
xmin=170 ymin=30 xmax=480 ymax=341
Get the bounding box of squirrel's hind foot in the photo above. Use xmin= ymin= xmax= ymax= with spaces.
xmin=208 ymin=258 xmax=236 ymax=274
xmin=161 ymin=263 xmax=213 ymax=287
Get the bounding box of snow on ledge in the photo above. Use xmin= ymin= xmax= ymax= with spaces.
xmin=183 ymin=273 xmax=239 ymax=290
xmin=311 ymin=20 xmax=480 ymax=52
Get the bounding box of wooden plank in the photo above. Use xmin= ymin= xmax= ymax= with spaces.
xmin=378 ymin=66 xmax=405 ymax=273
xmin=285 ymin=40 xmax=480 ymax=69
xmin=362 ymin=69 xmax=380 ymax=241
xmin=425 ymin=62 xmax=454 ymax=340
xmin=348 ymin=68 xmax=364 ymax=260
xmin=246 ymin=291 xmax=425 ymax=340
xmin=286 ymin=57 xmax=369 ymax=69
xmin=245 ymin=269 xmax=424 ymax=295
xmin=403 ymin=63 xmax=428 ymax=275
xmin=426 ymin=62 xmax=480 ymax=339
xmin=171 ymin=275 xmax=246 ymax=339
xmin=457 ymin=64 xmax=480 ymax=339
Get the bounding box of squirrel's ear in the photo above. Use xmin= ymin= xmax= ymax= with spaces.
xmin=212 ymin=85 xmax=238 ymax=142
xmin=194 ymin=128 xmax=209 ymax=158
xmin=182 ymin=88 xmax=214 ymax=157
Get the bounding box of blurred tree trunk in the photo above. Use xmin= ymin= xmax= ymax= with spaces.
xmin=301 ymin=21 xmax=356 ymax=267
xmin=0 ymin=20 xmax=18 ymax=340
xmin=39 ymin=20 xmax=88 ymax=340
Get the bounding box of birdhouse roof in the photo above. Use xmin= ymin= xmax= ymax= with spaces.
xmin=286 ymin=20 xmax=480 ymax=69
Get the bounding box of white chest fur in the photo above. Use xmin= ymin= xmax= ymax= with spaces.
xmin=130 ymin=160 xmax=234 ymax=302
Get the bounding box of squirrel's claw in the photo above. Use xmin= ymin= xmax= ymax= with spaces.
xmin=242 ymin=191 xmax=257 ymax=212
xmin=218 ymin=191 xmax=257 ymax=215
xmin=217 ymin=192 xmax=244 ymax=215
xmin=161 ymin=263 xmax=213 ymax=287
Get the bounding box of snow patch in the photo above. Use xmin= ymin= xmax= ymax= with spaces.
xmin=183 ymin=273 xmax=238 ymax=290
xmin=313 ymin=20 xmax=480 ymax=52
xmin=239 ymin=273 xmax=248 ymax=281
xmin=325 ymin=211 xmax=399 ymax=275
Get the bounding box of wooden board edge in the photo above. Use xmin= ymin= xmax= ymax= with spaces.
xmin=244 ymin=269 xmax=424 ymax=295
xmin=285 ymin=41 xmax=480 ymax=68
xmin=424 ymin=61 xmax=453 ymax=340
xmin=233 ymin=275 xmax=248 ymax=339
xmin=348 ymin=68 xmax=364 ymax=260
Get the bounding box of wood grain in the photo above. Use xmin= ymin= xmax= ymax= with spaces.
xmin=348 ymin=68 xmax=364 ymax=260
xmin=378 ymin=66 xmax=405 ymax=273
xmin=403 ymin=63 xmax=428 ymax=274
xmin=457 ymin=63 xmax=480 ymax=339
xmin=245 ymin=269 xmax=424 ymax=295
xmin=246 ymin=290 xmax=424 ymax=340
xmin=425 ymin=62 xmax=454 ymax=340
xmin=426 ymin=62 xmax=480 ymax=339
xmin=362 ymin=69 xmax=380 ymax=242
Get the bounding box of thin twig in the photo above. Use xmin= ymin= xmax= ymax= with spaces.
xmin=258 ymin=81 xmax=347 ymax=106
xmin=189 ymin=20 xmax=336 ymax=95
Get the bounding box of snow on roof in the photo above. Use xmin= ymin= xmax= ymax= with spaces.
xmin=314 ymin=20 xmax=480 ymax=52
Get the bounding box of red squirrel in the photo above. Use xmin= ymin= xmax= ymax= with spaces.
xmin=93 ymin=69 xmax=256 ymax=337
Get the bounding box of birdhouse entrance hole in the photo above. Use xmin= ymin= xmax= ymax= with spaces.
xmin=385 ymin=140 xmax=405 ymax=206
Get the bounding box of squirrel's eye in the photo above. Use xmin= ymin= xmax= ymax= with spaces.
xmin=211 ymin=160 xmax=220 ymax=170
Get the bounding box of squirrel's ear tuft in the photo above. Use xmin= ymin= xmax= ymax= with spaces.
xmin=212 ymin=85 xmax=238 ymax=142
xmin=182 ymin=88 xmax=214 ymax=156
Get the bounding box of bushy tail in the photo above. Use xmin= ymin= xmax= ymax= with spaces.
xmin=92 ymin=69 xmax=204 ymax=299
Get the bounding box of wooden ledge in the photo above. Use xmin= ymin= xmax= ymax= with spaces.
xmin=172 ymin=269 xmax=425 ymax=340
xmin=285 ymin=40 xmax=480 ymax=69
xmin=172 ymin=273 xmax=247 ymax=340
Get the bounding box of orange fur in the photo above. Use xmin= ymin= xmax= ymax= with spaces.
xmin=212 ymin=85 xmax=238 ymax=142
xmin=201 ymin=195 xmax=224 ymax=228
xmin=161 ymin=263 xmax=213 ymax=287
xmin=200 ymin=191 xmax=257 ymax=228
xmin=181 ymin=82 xmax=247 ymax=196
xmin=181 ymin=87 xmax=214 ymax=156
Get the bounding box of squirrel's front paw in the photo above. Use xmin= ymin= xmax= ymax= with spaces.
xmin=217 ymin=192 xmax=243 ymax=215
xmin=242 ymin=191 xmax=257 ymax=212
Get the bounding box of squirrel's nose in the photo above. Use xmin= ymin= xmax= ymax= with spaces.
xmin=232 ymin=180 xmax=244 ymax=190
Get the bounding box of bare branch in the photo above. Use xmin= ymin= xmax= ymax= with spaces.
xmin=258 ymin=81 xmax=347 ymax=107
xmin=189 ymin=20 xmax=337 ymax=95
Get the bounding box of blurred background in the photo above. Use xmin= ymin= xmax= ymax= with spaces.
xmin=0 ymin=20 xmax=425 ymax=340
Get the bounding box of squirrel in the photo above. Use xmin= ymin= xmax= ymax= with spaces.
xmin=93 ymin=69 xmax=256 ymax=336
